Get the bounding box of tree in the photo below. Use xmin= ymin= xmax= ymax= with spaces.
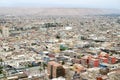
xmin=0 ymin=29 xmax=2 ymax=33
xmin=0 ymin=66 xmax=3 ymax=74
xmin=60 ymin=45 xmax=68 ymax=51
xmin=81 ymin=36 xmax=86 ymax=40
xmin=56 ymin=35 xmax=61 ymax=39
xmin=43 ymin=62 xmax=47 ymax=70
xmin=62 ymin=61 xmax=65 ymax=65
xmin=0 ymin=58 xmax=3 ymax=65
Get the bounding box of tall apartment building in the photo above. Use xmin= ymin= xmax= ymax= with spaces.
xmin=47 ymin=61 xmax=65 ymax=79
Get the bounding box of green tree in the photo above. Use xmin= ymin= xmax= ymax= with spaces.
xmin=62 ymin=61 xmax=65 ymax=65
xmin=43 ymin=62 xmax=47 ymax=70
xmin=0 ymin=66 xmax=3 ymax=74
xmin=56 ymin=35 xmax=61 ymax=39
xmin=0 ymin=29 xmax=2 ymax=33
xmin=0 ymin=58 xmax=3 ymax=65
xmin=60 ymin=45 xmax=68 ymax=51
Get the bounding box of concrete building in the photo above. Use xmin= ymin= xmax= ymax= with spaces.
xmin=2 ymin=26 xmax=9 ymax=38
xmin=47 ymin=61 xmax=65 ymax=79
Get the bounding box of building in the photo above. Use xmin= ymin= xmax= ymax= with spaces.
xmin=47 ymin=61 xmax=65 ymax=79
xmin=2 ymin=26 xmax=9 ymax=38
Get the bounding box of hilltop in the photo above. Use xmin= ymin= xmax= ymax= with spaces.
xmin=0 ymin=8 xmax=120 ymax=16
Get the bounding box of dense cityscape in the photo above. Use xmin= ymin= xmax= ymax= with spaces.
xmin=0 ymin=8 xmax=120 ymax=80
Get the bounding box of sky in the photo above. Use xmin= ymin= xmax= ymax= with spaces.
xmin=0 ymin=0 xmax=120 ymax=9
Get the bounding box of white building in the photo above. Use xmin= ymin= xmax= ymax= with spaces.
xmin=2 ymin=26 xmax=9 ymax=38
xmin=52 ymin=77 xmax=65 ymax=80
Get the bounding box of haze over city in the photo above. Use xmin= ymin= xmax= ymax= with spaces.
xmin=0 ymin=0 xmax=120 ymax=9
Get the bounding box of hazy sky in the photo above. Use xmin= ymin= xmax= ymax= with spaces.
xmin=0 ymin=0 xmax=120 ymax=9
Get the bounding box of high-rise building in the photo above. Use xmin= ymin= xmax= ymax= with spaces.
xmin=47 ymin=61 xmax=65 ymax=79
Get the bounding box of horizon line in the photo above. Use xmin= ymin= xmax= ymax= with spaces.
xmin=0 ymin=7 xmax=120 ymax=10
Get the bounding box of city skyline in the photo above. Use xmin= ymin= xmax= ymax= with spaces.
xmin=0 ymin=0 xmax=120 ymax=9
